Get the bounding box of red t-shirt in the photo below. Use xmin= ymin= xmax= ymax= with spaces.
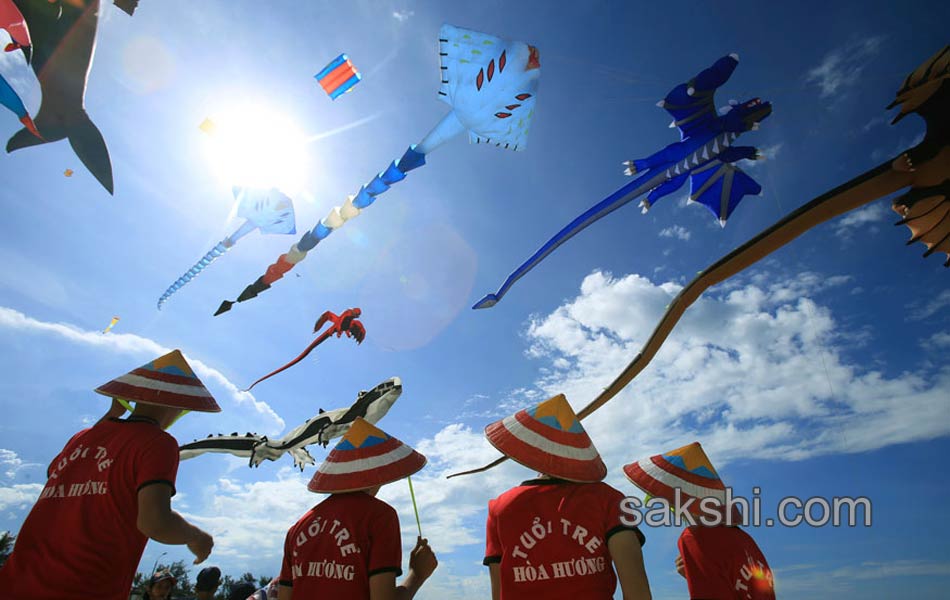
xmin=0 ymin=417 xmax=179 ymax=600
xmin=279 ymin=492 xmax=402 ymax=599
xmin=678 ymin=526 xmax=775 ymax=600
xmin=484 ymin=479 xmax=645 ymax=600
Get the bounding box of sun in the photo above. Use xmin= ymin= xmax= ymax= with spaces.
xmin=201 ymin=104 xmax=308 ymax=193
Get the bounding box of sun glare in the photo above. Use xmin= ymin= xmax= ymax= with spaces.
xmin=202 ymin=104 xmax=308 ymax=193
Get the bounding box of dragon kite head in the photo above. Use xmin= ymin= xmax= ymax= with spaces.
xmin=722 ymin=97 xmax=772 ymax=134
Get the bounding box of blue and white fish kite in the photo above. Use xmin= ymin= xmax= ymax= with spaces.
xmin=214 ymin=24 xmax=541 ymax=315
xmin=158 ymin=187 xmax=296 ymax=309
xmin=474 ymin=54 xmax=772 ymax=309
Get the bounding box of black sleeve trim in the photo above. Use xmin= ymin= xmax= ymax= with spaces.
xmin=137 ymin=479 xmax=176 ymax=496
xmin=606 ymin=524 xmax=646 ymax=547
xmin=278 ymin=580 xmax=293 ymax=587
xmin=368 ymin=566 xmax=403 ymax=578
xmin=483 ymin=555 xmax=502 ymax=566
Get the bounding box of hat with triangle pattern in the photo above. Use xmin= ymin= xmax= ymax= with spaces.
xmin=623 ymin=441 xmax=735 ymax=517
xmin=485 ymin=393 xmax=606 ymax=482
xmin=94 ymin=349 xmax=220 ymax=412
xmin=308 ymin=417 xmax=426 ymax=493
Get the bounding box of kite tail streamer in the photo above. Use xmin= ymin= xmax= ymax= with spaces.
xmin=214 ymin=146 xmax=427 ymax=315
xmin=158 ymin=221 xmax=258 ymax=309
xmin=408 ymin=475 xmax=423 ymax=537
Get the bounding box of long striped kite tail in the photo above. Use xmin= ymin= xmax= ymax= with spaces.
xmin=158 ymin=240 xmax=232 ymax=310
xmin=214 ymin=146 xmax=427 ymax=316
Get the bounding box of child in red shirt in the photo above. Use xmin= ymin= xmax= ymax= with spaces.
xmin=623 ymin=441 xmax=775 ymax=600
xmin=482 ymin=394 xmax=652 ymax=600
xmin=278 ymin=418 xmax=437 ymax=600
xmin=0 ymin=350 xmax=219 ymax=600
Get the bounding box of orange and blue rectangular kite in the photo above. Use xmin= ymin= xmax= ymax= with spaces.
xmin=315 ymin=54 xmax=361 ymax=100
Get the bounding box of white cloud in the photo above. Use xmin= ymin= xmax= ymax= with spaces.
xmin=0 ymin=306 xmax=284 ymax=432
xmin=806 ymin=36 xmax=886 ymax=99
xmin=832 ymin=202 xmax=889 ymax=238
xmin=392 ymin=10 xmax=414 ymax=23
xmin=658 ymin=225 xmax=691 ymax=241
xmin=907 ymin=289 xmax=950 ymax=321
xmin=520 ymin=270 xmax=950 ymax=469
xmin=0 ymin=449 xmax=42 ymax=480
xmin=0 ymin=483 xmax=43 ymax=513
xmin=926 ymin=331 xmax=950 ymax=349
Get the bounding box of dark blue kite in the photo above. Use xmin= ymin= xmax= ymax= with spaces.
xmin=474 ymin=54 xmax=772 ymax=310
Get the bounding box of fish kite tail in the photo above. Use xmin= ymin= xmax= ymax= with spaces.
xmin=213 ymin=146 xmax=427 ymax=315
xmin=158 ymin=241 xmax=233 ymax=309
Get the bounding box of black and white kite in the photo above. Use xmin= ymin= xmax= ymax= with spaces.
xmin=179 ymin=377 xmax=402 ymax=470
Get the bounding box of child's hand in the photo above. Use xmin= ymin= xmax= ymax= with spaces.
xmin=675 ymin=554 xmax=686 ymax=578
xmin=409 ymin=537 xmax=438 ymax=581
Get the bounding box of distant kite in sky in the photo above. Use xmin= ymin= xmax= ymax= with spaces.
xmin=473 ymin=54 xmax=772 ymax=310
xmin=102 ymin=316 xmax=119 ymax=334
xmin=245 ymin=308 xmax=365 ymax=391
xmin=214 ymin=24 xmax=541 ymax=315
xmin=0 ymin=72 xmax=40 ymax=139
xmin=179 ymin=377 xmax=402 ymax=470
xmin=0 ymin=0 xmax=31 ymax=56
xmin=315 ymin=53 xmax=361 ymax=100
xmin=449 ymin=45 xmax=949 ymax=481
xmin=198 ymin=117 xmax=217 ymax=135
xmin=6 ymin=0 xmax=136 ymax=194
xmin=158 ymin=187 xmax=296 ymax=309
xmin=63 ymin=168 xmax=73 ymax=177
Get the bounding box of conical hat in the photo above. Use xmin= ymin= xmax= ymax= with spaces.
xmin=485 ymin=394 xmax=606 ymax=482
xmin=623 ymin=441 xmax=729 ymax=515
xmin=94 ymin=350 xmax=221 ymax=412
xmin=308 ymin=418 xmax=426 ymax=493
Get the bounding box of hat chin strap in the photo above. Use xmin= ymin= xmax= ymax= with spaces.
xmin=115 ymin=399 xmax=189 ymax=430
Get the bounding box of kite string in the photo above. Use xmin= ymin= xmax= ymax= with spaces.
xmin=762 ymin=164 xmax=849 ymax=451
xmin=407 ymin=475 xmax=422 ymax=538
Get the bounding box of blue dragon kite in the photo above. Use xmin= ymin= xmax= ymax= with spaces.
xmin=474 ymin=54 xmax=772 ymax=310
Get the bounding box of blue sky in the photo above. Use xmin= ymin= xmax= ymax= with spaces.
xmin=0 ymin=1 xmax=948 ymax=598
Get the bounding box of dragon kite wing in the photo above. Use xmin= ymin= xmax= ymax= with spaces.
xmin=474 ymin=54 xmax=771 ymax=309
xmin=213 ymin=24 xmax=541 ymax=315
xmin=659 ymin=54 xmax=739 ymax=140
xmin=450 ymin=45 xmax=949 ymax=480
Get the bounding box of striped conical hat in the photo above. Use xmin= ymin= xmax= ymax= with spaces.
xmin=623 ymin=441 xmax=730 ymax=516
xmin=308 ymin=418 xmax=426 ymax=493
xmin=94 ymin=350 xmax=220 ymax=412
xmin=485 ymin=394 xmax=606 ymax=482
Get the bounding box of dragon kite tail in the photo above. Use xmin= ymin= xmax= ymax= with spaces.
xmin=244 ymin=332 xmax=332 ymax=391
xmin=159 ymin=240 xmax=232 ymax=309
xmin=214 ymin=147 xmax=427 ymax=315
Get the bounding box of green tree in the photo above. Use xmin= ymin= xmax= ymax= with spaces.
xmin=0 ymin=531 xmax=15 ymax=568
